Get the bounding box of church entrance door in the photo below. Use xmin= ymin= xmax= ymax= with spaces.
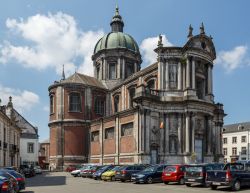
xmin=150 ymin=149 xmax=158 ymax=164
xmin=195 ymin=139 xmax=203 ymax=163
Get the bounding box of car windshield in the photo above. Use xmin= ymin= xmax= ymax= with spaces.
xmin=186 ymin=166 xmax=202 ymax=172
xmin=164 ymin=166 xmax=177 ymax=172
xmin=99 ymin=165 xmax=111 ymax=171
xmin=224 ymin=164 xmax=244 ymax=171
xmin=111 ymin=166 xmax=121 ymax=171
xmin=143 ymin=166 xmax=157 ymax=172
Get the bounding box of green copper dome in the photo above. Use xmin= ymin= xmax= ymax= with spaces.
xmin=94 ymin=32 xmax=140 ymax=54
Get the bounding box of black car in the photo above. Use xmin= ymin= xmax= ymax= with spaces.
xmin=4 ymin=170 xmax=25 ymax=191
xmin=185 ymin=163 xmax=224 ymax=187
xmin=19 ymin=165 xmax=35 ymax=177
xmin=92 ymin=165 xmax=115 ymax=180
xmin=115 ymin=165 xmax=146 ymax=182
xmin=131 ymin=164 xmax=168 ymax=184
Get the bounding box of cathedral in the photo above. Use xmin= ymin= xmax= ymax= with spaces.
xmin=48 ymin=7 xmax=225 ymax=170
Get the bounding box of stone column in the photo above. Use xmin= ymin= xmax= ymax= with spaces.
xmin=207 ymin=117 xmax=212 ymax=154
xmin=191 ymin=115 xmax=195 ymax=152
xmin=117 ymin=58 xmax=121 ymax=79
xmin=165 ymin=61 xmax=169 ymax=90
xmin=178 ymin=114 xmax=182 ymax=153
xmin=122 ymin=58 xmax=125 ymax=79
xmin=103 ymin=59 xmax=107 ymax=80
xmin=178 ymin=62 xmax=182 ymax=90
xmin=192 ymin=59 xmax=196 ymax=89
xmin=185 ymin=114 xmax=190 ymax=153
xmin=134 ymin=62 xmax=137 ymax=73
xmin=146 ymin=110 xmax=151 ymax=153
xmin=186 ymin=58 xmax=191 ymax=88
xmin=158 ymin=59 xmax=164 ymax=90
xmin=207 ymin=64 xmax=212 ymax=94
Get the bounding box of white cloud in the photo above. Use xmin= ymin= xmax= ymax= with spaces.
xmin=0 ymin=84 xmax=39 ymax=113
xmin=140 ymin=35 xmax=173 ymax=66
xmin=43 ymin=106 xmax=49 ymax=112
xmin=216 ymin=46 xmax=248 ymax=72
xmin=0 ymin=12 xmax=104 ymax=77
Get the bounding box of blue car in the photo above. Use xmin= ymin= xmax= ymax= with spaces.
xmin=3 ymin=170 xmax=25 ymax=191
xmin=131 ymin=164 xmax=168 ymax=184
xmin=0 ymin=175 xmax=15 ymax=193
xmin=92 ymin=165 xmax=115 ymax=180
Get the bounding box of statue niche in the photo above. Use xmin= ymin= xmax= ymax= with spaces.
xmin=169 ymin=135 xmax=178 ymax=154
xmin=150 ymin=126 xmax=161 ymax=147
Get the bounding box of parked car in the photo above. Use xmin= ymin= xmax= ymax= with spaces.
xmin=131 ymin=164 xmax=168 ymax=184
xmin=80 ymin=165 xmax=98 ymax=177
xmin=0 ymin=170 xmax=19 ymax=193
xmin=184 ymin=163 xmax=224 ymax=187
xmin=206 ymin=162 xmax=250 ymax=191
xmin=3 ymin=169 xmax=26 ymax=191
xmin=71 ymin=166 xmax=86 ymax=177
xmin=81 ymin=165 xmax=103 ymax=178
xmin=92 ymin=165 xmax=115 ymax=180
xmin=101 ymin=166 xmax=123 ymax=181
xmin=162 ymin=164 xmax=186 ymax=185
xmin=66 ymin=165 xmax=81 ymax=172
xmin=115 ymin=165 xmax=146 ymax=182
xmin=0 ymin=176 xmax=13 ymax=193
xmin=34 ymin=166 xmax=42 ymax=174
xmin=19 ymin=165 xmax=35 ymax=177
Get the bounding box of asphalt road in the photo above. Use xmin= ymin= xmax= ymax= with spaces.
xmin=23 ymin=172 xmax=250 ymax=193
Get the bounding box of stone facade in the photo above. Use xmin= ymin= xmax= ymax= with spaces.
xmin=48 ymin=7 xmax=225 ymax=168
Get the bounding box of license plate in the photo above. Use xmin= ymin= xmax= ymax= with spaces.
xmin=131 ymin=177 xmax=135 ymax=180
xmin=188 ymin=179 xmax=195 ymax=182
xmin=165 ymin=173 xmax=171 ymax=176
xmin=212 ymin=182 xmax=221 ymax=185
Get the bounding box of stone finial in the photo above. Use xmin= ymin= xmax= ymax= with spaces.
xmin=115 ymin=4 xmax=119 ymax=16
xmin=187 ymin=24 xmax=193 ymax=39
xmin=7 ymin=96 xmax=13 ymax=108
xmin=200 ymin=22 xmax=205 ymax=35
xmin=61 ymin=64 xmax=65 ymax=81
xmin=158 ymin=34 xmax=163 ymax=47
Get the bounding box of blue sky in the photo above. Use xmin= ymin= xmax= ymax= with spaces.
xmin=0 ymin=0 xmax=250 ymax=141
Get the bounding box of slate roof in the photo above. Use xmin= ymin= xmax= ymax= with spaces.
xmin=223 ymin=122 xmax=250 ymax=133
xmin=61 ymin=72 xmax=106 ymax=89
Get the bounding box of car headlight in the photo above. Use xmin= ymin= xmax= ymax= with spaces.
xmin=137 ymin=174 xmax=145 ymax=178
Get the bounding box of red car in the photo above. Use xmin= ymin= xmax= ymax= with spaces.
xmin=162 ymin=165 xmax=186 ymax=185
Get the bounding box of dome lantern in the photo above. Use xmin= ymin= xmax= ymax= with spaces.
xmin=110 ymin=5 xmax=124 ymax=32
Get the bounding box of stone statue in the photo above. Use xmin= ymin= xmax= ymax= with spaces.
xmin=150 ymin=126 xmax=160 ymax=144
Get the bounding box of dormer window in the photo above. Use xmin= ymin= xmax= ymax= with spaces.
xmin=69 ymin=92 xmax=81 ymax=112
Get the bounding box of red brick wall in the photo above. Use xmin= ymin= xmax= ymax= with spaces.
xmin=103 ymin=158 xmax=115 ymax=164
xmin=120 ymin=136 xmax=136 ymax=153
xmin=50 ymin=127 xmax=57 ymax=156
xmin=64 ymin=126 xmax=87 ymax=156
xmin=103 ymin=139 xmax=115 ymax=154
xmin=90 ymin=159 xmax=100 ymax=163
xmin=91 ymin=142 xmax=101 ymax=155
xmin=120 ymin=157 xmax=134 ymax=163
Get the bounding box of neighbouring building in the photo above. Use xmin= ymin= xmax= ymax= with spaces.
xmin=39 ymin=139 xmax=50 ymax=169
xmin=48 ymin=7 xmax=225 ymax=169
xmin=222 ymin=122 xmax=250 ymax=163
xmin=0 ymin=97 xmax=21 ymax=167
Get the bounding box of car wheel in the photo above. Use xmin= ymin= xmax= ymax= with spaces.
xmin=164 ymin=181 xmax=169 ymax=185
xmin=179 ymin=178 xmax=185 ymax=185
xmin=186 ymin=183 xmax=191 ymax=187
xmin=147 ymin=177 xmax=153 ymax=184
xmin=211 ymin=185 xmax=217 ymax=190
xmin=121 ymin=179 xmax=125 ymax=182
xmin=232 ymin=180 xmax=241 ymax=191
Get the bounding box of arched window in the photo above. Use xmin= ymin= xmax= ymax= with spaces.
xmin=129 ymin=87 xmax=136 ymax=108
xmin=69 ymin=92 xmax=81 ymax=112
xmin=94 ymin=97 xmax=105 ymax=115
xmin=114 ymin=95 xmax=119 ymax=113
xmin=50 ymin=95 xmax=54 ymax=114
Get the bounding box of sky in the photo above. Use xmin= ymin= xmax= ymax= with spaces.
xmin=0 ymin=0 xmax=250 ymax=141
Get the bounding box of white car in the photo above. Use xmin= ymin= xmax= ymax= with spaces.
xmin=71 ymin=167 xmax=84 ymax=177
xmin=34 ymin=166 xmax=42 ymax=174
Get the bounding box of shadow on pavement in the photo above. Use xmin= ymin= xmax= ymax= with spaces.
xmin=26 ymin=172 xmax=66 ymax=187
xmin=20 ymin=191 xmax=35 ymax=193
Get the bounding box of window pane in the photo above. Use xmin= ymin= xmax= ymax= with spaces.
xmin=69 ymin=93 xmax=81 ymax=112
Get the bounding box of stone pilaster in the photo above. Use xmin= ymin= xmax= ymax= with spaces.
xmin=186 ymin=58 xmax=191 ymax=88
xmin=165 ymin=61 xmax=169 ymax=90
xmin=177 ymin=113 xmax=182 ymax=154
xmin=185 ymin=113 xmax=190 ymax=153
xmin=178 ymin=62 xmax=182 ymax=90
xmin=192 ymin=59 xmax=196 ymax=89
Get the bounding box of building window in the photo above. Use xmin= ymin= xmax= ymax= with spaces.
xmin=94 ymin=97 xmax=105 ymax=115
xmin=169 ymin=64 xmax=177 ymax=89
xmin=121 ymin=122 xmax=133 ymax=136
xmin=109 ymin=63 xmax=116 ymax=79
xmin=114 ymin=95 xmax=119 ymax=113
xmin=105 ymin=127 xmax=115 ymax=139
xmin=69 ymin=93 xmax=81 ymax=112
xmin=147 ymin=79 xmax=155 ymax=90
xmin=91 ymin=131 xmax=99 ymax=142
xmin=232 ymin=137 xmax=237 ymax=144
xmin=241 ymin=136 xmax=246 ymax=143
xmin=223 ymin=138 xmax=227 ymax=144
xmin=223 ymin=148 xmax=227 ymax=156
xmin=128 ymin=87 xmax=136 ymax=108
xmin=27 ymin=143 xmax=34 ymax=153
xmin=126 ymin=63 xmax=134 ymax=78
xmin=232 ymin=147 xmax=237 ymax=155
xmin=50 ymin=95 xmax=54 ymax=114
xmin=241 ymin=147 xmax=247 ymax=155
